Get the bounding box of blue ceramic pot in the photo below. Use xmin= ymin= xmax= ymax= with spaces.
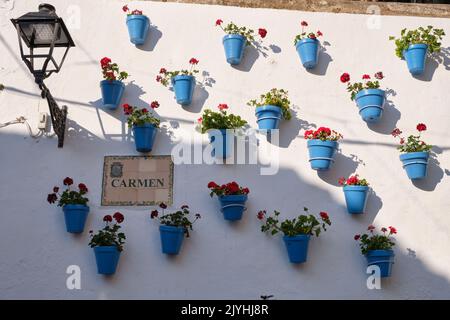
xmin=255 ymin=105 xmax=283 ymax=130
xmin=222 ymin=34 xmax=246 ymax=65
xmin=159 ymin=225 xmax=185 ymax=255
xmin=94 ymin=246 xmax=121 ymax=275
xmin=354 ymin=89 xmax=386 ymax=123
xmin=307 ymin=139 xmax=338 ymax=171
xmin=399 ymin=151 xmax=429 ymax=180
xmin=62 ymin=204 xmax=89 ymax=233
xmin=366 ymin=249 xmax=395 ymax=278
xmin=295 ymin=38 xmax=319 ymax=69
xmin=218 ymin=194 xmax=248 ymax=221
xmin=207 ymin=129 xmax=234 ymax=159
xmin=100 ymin=80 xmax=125 ymax=110
xmin=403 ymin=44 xmax=428 ymax=75
xmin=126 ymin=15 xmax=150 ymax=45
xmin=283 ymin=234 xmax=310 ymax=263
xmin=132 ymin=123 xmax=158 ymax=153
xmin=172 ymin=75 xmax=195 ymax=106
xmin=343 ymin=185 xmax=369 ymax=214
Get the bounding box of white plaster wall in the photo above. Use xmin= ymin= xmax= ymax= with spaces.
xmin=0 ymin=0 xmax=450 ymax=299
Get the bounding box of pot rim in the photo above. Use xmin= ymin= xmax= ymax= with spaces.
xmin=355 ymin=88 xmax=386 ymax=100
xmin=223 ymin=34 xmax=246 ymax=41
xmin=399 ymin=151 xmax=430 ymax=161
xmin=283 ymin=234 xmax=311 ymax=241
xmin=343 ymin=185 xmax=369 ymax=191
xmin=366 ymin=249 xmax=395 ymax=257
xmin=159 ymin=225 xmax=185 ymax=232
xmin=307 ymin=139 xmax=339 ymax=147
xmin=219 ymin=194 xmax=248 ymax=201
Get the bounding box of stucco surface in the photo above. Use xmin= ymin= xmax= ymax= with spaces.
xmin=0 ymin=0 xmax=449 ymax=299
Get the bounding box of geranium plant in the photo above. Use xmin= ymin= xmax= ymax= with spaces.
xmin=88 ymin=213 xmax=126 ymax=252
xmin=340 ymin=71 xmax=384 ymax=100
xmin=123 ymin=102 xmax=160 ymax=128
xmin=247 ymin=88 xmax=292 ymax=120
xmin=215 ymin=19 xmax=267 ymax=45
xmin=391 ymin=123 xmax=432 ymax=153
xmin=198 ymin=104 xmax=247 ymax=134
xmin=304 ymin=127 xmax=343 ymax=141
xmin=389 ymin=26 xmax=445 ymax=59
xmin=294 ymin=20 xmax=323 ymax=45
xmin=338 ymin=174 xmax=369 ymax=187
xmin=257 ymin=208 xmax=331 ymax=237
xmin=150 ymin=204 xmax=201 ymax=237
xmin=156 ymin=58 xmax=199 ymax=87
xmin=354 ymin=225 xmax=397 ymax=255
xmin=47 ymin=177 xmax=88 ymax=207
xmin=122 ymin=4 xmax=143 ymax=15
xmin=100 ymin=57 xmax=128 ymax=81
xmin=208 ymin=181 xmax=250 ymax=197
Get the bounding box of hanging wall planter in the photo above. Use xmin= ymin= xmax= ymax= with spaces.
xmin=392 ymin=123 xmax=432 ymax=180
xmin=89 ymin=212 xmax=126 ymax=275
xmin=258 ymin=209 xmax=331 ymax=264
xmin=304 ymin=128 xmax=342 ymax=171
xmin=99 ymin=57 xmax=128 ymax=110
xmin=123 ymin=102 xmax=160 ymax=153
xmin=156 ymin=58 xmax=200 ymax=106
xmin=294 ymin=21 xmax=323 ymax=69
xmin=151 ymin=204 xmax=201 ymax=256
xmin=123 ymin=6 xmax=149 ymax=45
xmin=215 ymin=19 xmax=267 ymax=66
xmin=47 ymin=177 xmax=89 ymax=234
xmin=248 ymin=88 xmax=292 ymax=130
xmin=354 ymin=225 xmax=397 ymax=278
xmin=198 ymin=104 xmax=247 ymax=159
xmin=341 ymin=71 xmax=386 ymax=123
xmin=339 ymin=175 xmax=370 ymax=214
xmin=208 ymin=181 xmax=250 ymax=221
xmin=389 ymin=26 xmax=445 ymax=76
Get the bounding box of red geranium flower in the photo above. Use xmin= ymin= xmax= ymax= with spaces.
xmin=257 ymin=210 xmax=266 ymax=220
xmin=189 ymin=58 xmax=199 ymax=65
xmin=142 ymin=108 xmax=148 ymax=114
xmin=374 ymin=71 xmax=384 ymax=80
xmin=207 ymin=181 xmax=218 ymax=189
xmin=47 ymin=193 xmax=57 ymax=204
xmin=103 ymin=215 xmax=112 ymax=222
xmin=113 ymin=212 xmax=124 ymax=223
xmin=416 ymin=123 xmax=427 ymax=132
xmin=304 ymin=130 xmax=313 ymax=138
xmin=150 ymin=101 xmax=160 ymax=109
xmin=320 ymin=212 xmax=329 ymax=220
xmin=391 ymin=128 xmax=402 ymax=137
xmin=309 ymin=33 xmax=316 ymax=39
xmin=340 ymin=73 xmax=350 ymax=83
xmin=354 ymin=234 xmax=361 ymax=241
xmin=242 ymin=187 xmax=250 ymax=194
xmin=227 ymin=182 xmax=240 ymax=194
xmin=362 ymin=74 xmax=371 ymax=80
xmin=159 ymin=203 xmax=167 ymax=209
xmin=215 ymin=19 xmax=223 ymax=26
xmin=131 ymin=9 xmax=142 ymax=15
xmin=100 ymin=57 xmax=111 ymax=67
xmin=181 ymin=204 xmax=189 ymax=209
xmin=150 ymin=210 xmax=158 ymax=219
xmin=218 ymin=103 xmax=228 ymax=111
xmin=63 ymin=177 xmax=73 ymax=186
xmin=389 ymin=226 xmax=397 ymax=234
xmin=156 ymin=75 xmax=162 ymax=82
xmin=317 ymin=30 xmax=323 ymax=37
xmin=338 ymin=177 xmax=345 ymax=185
xmin=368 ymin=225 xmax=375 ymax=231
xmin=301 ymin=21 xmax=308 ymax=27
xmin=381 ymin=227 xmax=387 ymax=232
xmin=53 ymin=186 xmax=59 ymax=193
xmin=400 ymin=138 xmax=405 ymax=144
xmin=258 ymin=28 xmax=267 ymax=38
xmin=122 ymin=5 xmax=129 ymax=12
xmin=159 ymin=68 xmax=167 ymax=74
xmin=197 ymin=117 xmax=203 ymax=123
xmin=78 ymin=183 xmax=88 ymax=193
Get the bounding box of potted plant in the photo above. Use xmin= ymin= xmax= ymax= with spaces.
xmin=123 ymin=102 xmax=160 ymax=153
xmin=354 ymin=225 xmax=396 ymax=278
xmin=156 ymin=58 xmax=200 ymax=106
xmin=47 ymin=177 xmax=89 ymax=233
xmin=88 ymin=213 xmax=126 ymax=275
xmin=338 ymin=174 xmax=369 ymax=214
xmin=100 ymin=57 xmax=128 ymax=110
xmin=340 ymin=71 xmax=386 ymax=123
xmin=208 ymin=181 xmax=250 ymax=221
xmin=198 ymin=104 xmax=247 ymax=159
xmin=257 ymin=208 xmax=331 ymax=264
xmin=122 ymin=4 xmax=149 ymax=45
xmin=391 ymin=124 xmax=432 ymax=180
xmin=215 ymin=19 xmax=267 ymax=65
xmin=389 ymin=26 xmax=445 ymax=75
xmin=304 ymin=127 xmax=343 ymax=171
xmin=247 ymin=88 xmax=292 ymax=130
xmin=294 ymin=20 xmax=323 ymax=69
xmin=150 ymin=204 xmax=201 ymax=255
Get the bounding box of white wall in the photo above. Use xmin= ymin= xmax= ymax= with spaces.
xmin=1 ymin=0 xmax=450 ymax=299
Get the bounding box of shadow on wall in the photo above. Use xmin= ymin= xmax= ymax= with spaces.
xmin=185 ymin=71 xmax=216 ymax=113
xmin=317 ymin=152 xmax=365 ymax=187
xmin=277 ymin=108 xmax=316 ymax=148
xmin=367 ymin=88 xmax=401 ymax=135
xmin=411 ymin=146 xmax=445 ymax=192
xmin=136 ymin=24 xmax=163 ymax=52
xmin=306 ymin=41 xmax=333 ymax=76
xmin=413 ymin=46 xmax=450 ymax=82
xmin=232 ymin=41 xmax=281 ymax=72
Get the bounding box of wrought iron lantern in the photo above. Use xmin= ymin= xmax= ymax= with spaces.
xmin=11 ymin=3 xmax=75 ymax=147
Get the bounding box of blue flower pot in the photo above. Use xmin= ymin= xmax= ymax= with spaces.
xmin=366 ymin=249 xmax=394 ymax=278
xmin=283 ymin=234 xmax=310 ymax=264
xmin=132 ymin=123 xmax=158 ymax=153
xmin=307 ymin=140 xmax=338 ymax=171
xmin=218 ymin=194 xmax=248 ymax=221
xmin=126 ymin=15 xmax=150 ymax=45
xmin=159 ymin=225 xmax=185 ymax=255
xmin=94 ymin=246 xmax=121 ymax=275
xmin=343 ymin=185 xmax=369 ymax=214
xmin=403 ymin=44 xmax=428 ymax=75
xmin=100 ymin=80 xmax=125 ymax=110
xmin=222 ymin=34 xmax=246 ymax=65
xmin=400 ymin=151 xmax=429 ymax=180
xmin=172 ymin=75 xmax=195 ymax=106
xmin=355 ymin=89 xmax=385 ymax=123
xmin=255 ymin=105 xmax=283 ymax=130
xmin=62 ymin=204 xmax=89 ymax=233
xmin=296 ymin=38 xmax=319 ymax=69
xmin=208 ymin=129 xmax=234 ymax=159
